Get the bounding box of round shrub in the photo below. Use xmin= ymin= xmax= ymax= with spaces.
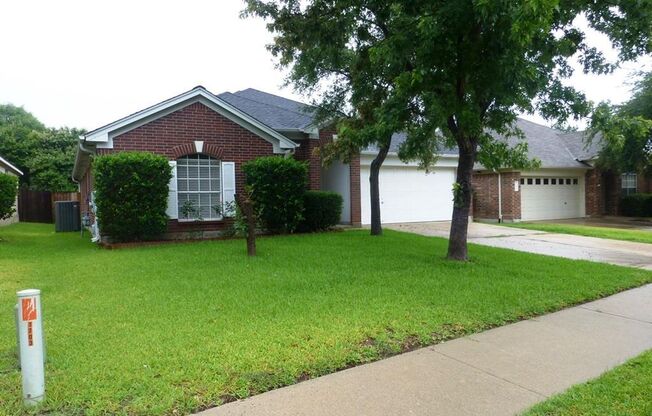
xmin=93 ymin=152 xmax=172 ymax=242
xmin=299 ymin=191 xmax=343 ymax=232
xmin=620 ymin=193 xmax=652 ymax=217
xmin=242 ymin=156 xmax=308 ymax=233
xmin=0 ymin=173 xmax=18 ymax=220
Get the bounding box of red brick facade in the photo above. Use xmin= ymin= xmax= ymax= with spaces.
xmin=584 ymin=169 xmax=603 ymax=216
xmin=472 ymin=167 xmax=652 ymax=220
xmin=79 ymin=101 xmax=360 ymax=236
xmin=471 ymin=171 xmax=521 ymax=222
xmin=87 ymin=102 xmax=277 ymax=235
xmin=294 ymin=138 xmax=322 ymax=190
xmin=588 ymin=169 xmax=652 ymax=216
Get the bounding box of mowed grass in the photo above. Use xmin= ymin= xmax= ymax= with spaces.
xmin=502 ymin=222 xmax=652 ymax=244
xmin=0 ymin=224 xmax=650 ymax=415
xmin=523 ymin=350 xmax=652 ymax=416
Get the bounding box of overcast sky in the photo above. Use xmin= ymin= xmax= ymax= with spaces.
xmin=1 ymin=0 xmax=649 ymax=130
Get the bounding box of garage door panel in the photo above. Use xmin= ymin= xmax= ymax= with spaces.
xmin=361 ymin=166 xmax=455 ymax=224
xmin=521 ymin=176 xmax=581 ymax=221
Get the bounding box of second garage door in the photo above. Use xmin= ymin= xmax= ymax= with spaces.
xmin=521 ymin=176 xmax=582 ymax=220
xmin=360 ymin=166 xmax=456 ymax=224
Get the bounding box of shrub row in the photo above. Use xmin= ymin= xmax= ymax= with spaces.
xmin=620 ymin=193 xmax=652 ymax=217
xmin=242 ymin=156 xmax=343 ymax=233
xmin=93 ymin=153 xmax=343 ymax=242
xmin=299 ymin=191 xmax=343 ymax=232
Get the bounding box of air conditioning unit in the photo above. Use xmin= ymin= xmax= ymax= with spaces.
xmin=54 ymin=201 xmax=80 ymax=232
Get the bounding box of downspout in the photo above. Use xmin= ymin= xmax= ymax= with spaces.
xmin=496 ymin=170 xmax=503 ymax=223
xmin=71 ymin=138 xmax=95 ymax=186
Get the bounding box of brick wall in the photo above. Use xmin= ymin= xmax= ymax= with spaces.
xmin=471 ymin=172 xmax=521 ymax=221
xmin=500 ymin=172 xmax=521 ymax=221
xmin=601 ymin=171 xmax=652 ymax=215
xmin=585 ymin=169 xmax=603 ymax=216
xmin=294 ymin=138 xmax=321 ymax=190
xmin=80 ymin=165 xmax=93 ymax=219
xmin=603 ymin=171 xmax=622 ymax=215
xmin=92 ymin=102 xmax=276 ymax=235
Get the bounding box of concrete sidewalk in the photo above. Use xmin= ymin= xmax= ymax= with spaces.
xmin=197 ymin=284 xmax=652 ymax=416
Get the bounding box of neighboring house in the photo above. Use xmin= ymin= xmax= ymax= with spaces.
xmin=72 ymin=86 xmax=651 ymax=239
xmin=472 ymin=119 xmax=652 ymax=222
xmin=0 ymin=155 xmax=23 ymax=226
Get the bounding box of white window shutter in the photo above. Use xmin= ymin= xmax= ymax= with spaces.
xmin=221 ymin=162 xmax=236 ymax=216
xmin=166 ymin=161 xmax=178 ymax=219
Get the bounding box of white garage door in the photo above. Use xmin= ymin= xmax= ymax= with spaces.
xmin=360 ymin=166 xmax=455 ymax=224
xmin=521 ymin=176 xmax=582 ymax=221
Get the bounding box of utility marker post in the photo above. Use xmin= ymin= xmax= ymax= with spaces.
xmin=17 ymin=289 xmax=45 ymax=406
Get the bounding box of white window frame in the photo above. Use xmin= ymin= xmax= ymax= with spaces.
xmin=177 ymin=154 xmax=223 ymax=222
xmin=621 ymin=173 xmax=637 ymax=196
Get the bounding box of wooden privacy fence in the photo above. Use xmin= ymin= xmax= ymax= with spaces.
xmin=18 ymin=189 xmax=80 ymax=223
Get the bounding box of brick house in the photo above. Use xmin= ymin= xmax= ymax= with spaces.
xmin=73 ymin=87 xmax=361 ymax=240
xmin=72 ymin=87 xmax=650 ymax=240
xmin=0 ymin=154 xmax=23 ymax=226
xmin=471 ymin=119 xmax=652 ymax=222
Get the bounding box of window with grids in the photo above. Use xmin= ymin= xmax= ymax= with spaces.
xmin=177 ymin=154 xmax=221 ymax=220
xmin=621 ymin=173 xmax=637 ymax=196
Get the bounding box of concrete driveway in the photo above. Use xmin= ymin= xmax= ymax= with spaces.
xmin=386 ymin=221 xmax=652 ymax=270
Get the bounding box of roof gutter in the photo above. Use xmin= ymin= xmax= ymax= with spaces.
xmin=71 ymin=136 xmax=95 ymax=184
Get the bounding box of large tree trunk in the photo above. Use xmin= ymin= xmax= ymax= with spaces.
xmin=447 ymin=141 xmax=477 ymax=261
xmin=369 ymin=141 xmax=390 ymax=236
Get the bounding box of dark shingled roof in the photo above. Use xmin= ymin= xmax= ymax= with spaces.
xmin=218 ymin=89 xmax=599 ymax=167
xmin=492 ymin=119 xmax=600 ymax=168
xmin=218 ymin=88 xmax=316 ymax=131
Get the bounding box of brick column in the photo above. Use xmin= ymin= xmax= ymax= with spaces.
xmin=500 ymin=172 xmax=521 ymax=221
xmin=585 ymin=169 xmax=602 ymax=217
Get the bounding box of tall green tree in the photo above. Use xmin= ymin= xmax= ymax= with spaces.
xmin=391 ymin=1 xmax=650 ymax=260
xmin=590 ymin=72 xmax=652 ymax=176
xmin=0 ymin=104 xmax=45 ymax=184
xmin=27 ymin=127 xmax=82 ymax=192
xmin=244 ymin=0 xmax=414 ymax=235
xmin=0 ymin=104 xmax=81 ymax=191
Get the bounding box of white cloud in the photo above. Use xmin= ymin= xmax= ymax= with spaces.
xmin=0 ymin=1 xmax=648 ymax=130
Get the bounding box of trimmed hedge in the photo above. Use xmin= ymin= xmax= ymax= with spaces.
xmin=242 ymin=156 xmax=308 ymax=233
xmin=0 ymin=173 xmax=18 ymax=221
xmin=299 ymin=191 xmax=343 ymax=232
xmin=620 ymin=193 xmax=652 ymax=217
xmin=93 ymin=152 xmax=172 ymax=242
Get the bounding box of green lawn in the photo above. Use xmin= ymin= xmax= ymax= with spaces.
xmin=523 ymin=350 xmax=652 ymax=416
xmin=0 ymin=223 xmax=650 ymax=415
xmin=502 ymin=222 xmax=652 ymax=244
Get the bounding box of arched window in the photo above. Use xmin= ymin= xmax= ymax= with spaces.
xmin=176 ymin=154 xmax=221 ymax=220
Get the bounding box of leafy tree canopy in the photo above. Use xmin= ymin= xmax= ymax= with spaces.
xmin=0 ymin=104 xmax=82 ymax=191
xmin=591 ymin=71 xmax=652 ymax=176
xmin=246 ymin=0 xmax=651 ymax=260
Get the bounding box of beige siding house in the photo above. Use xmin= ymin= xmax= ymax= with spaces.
xmin=0 ymin=155 xmax=23 ymax=225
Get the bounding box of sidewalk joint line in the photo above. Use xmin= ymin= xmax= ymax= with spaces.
xmin=578 ymin=306 xmax=652 ymax=325
xmin=431 ymin=349 xmax=547 ymax=399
